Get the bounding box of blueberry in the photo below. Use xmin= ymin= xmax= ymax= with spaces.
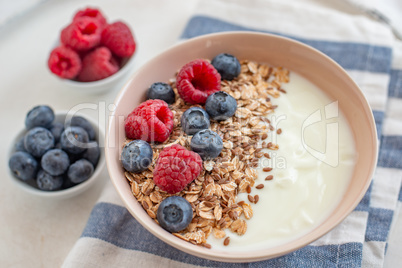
xmin=180 ymin=107 xmax=210 ymax=135
xmin=24 ymin=127 xmax=55 ymax=158
xmin=36 ymin=169 xmax=63 ymax=191
xmin=82 ymin=141 xmax=100 ymax=167
xmin=9 ymin=151 xmax=38 ymax=181
xmin=205 ymin=91 xmax=237 ymax=121
xmin=60 ymin=126 xmax=89 ymax=155
xmin=147 ymin=82 xmax=176 ymax=104
xmin=121 ymin=140 xmax=153 ymax=173
xmin=68 ymin=159 xmax=94 ymax=184
xmin=211 ymin=53 xmax=241 ymax=80
xmin=66 ymin=116 xmax=96 ymax=140
xmin=25 ymin=105 xmax=55 ymax=129
xmin=41 ymin=149 xmax=70 ymax=176
xmin=15 ymin=136 xmax=27 ymax=152
xmin=190 ymin=129 xmax=223 ymax=160
xmin=49 ymin=122 xmax=64 ymax=142
xmin=157 ymin=196 xmax=193 ymax=233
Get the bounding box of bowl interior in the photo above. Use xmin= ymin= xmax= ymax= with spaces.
xmin=106 ymin=32 xmax=377 ymax=262
xmin=8 ymin=112 xmax=105 ymax=199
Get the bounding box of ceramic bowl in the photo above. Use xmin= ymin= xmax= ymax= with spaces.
xmin=49 ymin=40 xmax=136 ymax=94
xmin=60 ymin=55 xmax=135 ymax=94
xmin=105 ymin=32 xmax=377 ymax=262
xmin=8 ymin=112 xmax=105 ymax=200
xmin=60 ymin=55 xmax=134 ymax=94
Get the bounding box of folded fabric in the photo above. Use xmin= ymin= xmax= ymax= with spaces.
xmin=63 ymin=0 xmax=400 ymax=267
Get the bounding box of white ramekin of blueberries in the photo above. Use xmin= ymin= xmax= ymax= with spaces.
xmin=8 ymin=105 xmax=105 ymax=199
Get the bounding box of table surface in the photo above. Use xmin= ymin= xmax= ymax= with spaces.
xmin=0 ymin=0 xmax=400 ymax=267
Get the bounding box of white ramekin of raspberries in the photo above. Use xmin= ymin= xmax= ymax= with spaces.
xmin=47 ymin=7 xmax=137 ymax=93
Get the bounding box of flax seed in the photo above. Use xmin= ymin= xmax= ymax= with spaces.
xmin=203 ymin=243 xmax=212 ymax=249
xmin=277 ymin=128 xmax=282 ymax=134
xmin=263 ymin=167 xmax=273 ymax=172
xmin=248 ymin=195 xmax=254 ymax=203
xmin=224 ymin=237 xmax=230 ymax=246
xmin=254 ymin=195 xmax=259 ymax=204
xmin=256 ymin=184 xmax=264 ymax=189
xmin=264 ymin=153 xmax=271 ymax=159
xmin=246 ymin=185 xmax=252 ymax=194
xmin=267 ymin=142 xmax=273 ymax=148
xmin=265 ymin=175 xmax=274 ymax=181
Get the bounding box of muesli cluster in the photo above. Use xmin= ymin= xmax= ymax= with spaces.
xmin=122 ymin=54 xmax=289 ymax=248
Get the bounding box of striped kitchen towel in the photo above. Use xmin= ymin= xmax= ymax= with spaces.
xmin=63 ymin=0 xmax=400 ymax=267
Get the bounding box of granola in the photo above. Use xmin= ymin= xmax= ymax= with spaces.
xmin=123 ymin=60 xmax=289 ymax=247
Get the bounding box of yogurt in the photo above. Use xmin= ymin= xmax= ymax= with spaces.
xmin=207 ymin=72 xmax=357 ymax=250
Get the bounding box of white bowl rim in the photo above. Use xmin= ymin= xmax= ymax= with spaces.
xmin=61 ymin=53 xmax=135 ymax=88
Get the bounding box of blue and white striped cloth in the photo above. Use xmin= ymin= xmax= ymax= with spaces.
xmin=63 ymin=0 xmax=401 ymax=267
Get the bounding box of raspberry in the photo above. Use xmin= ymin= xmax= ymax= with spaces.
xmin=125 ymin=99 xmax=174 ymax=143
xmin=73 ymin=7 xmax=107 ymax=28
xmin=153 ymin=144 xmax=202 ymax=194
xmin=176 ymin=59 xmax=221 ymax=105
xmin=48 ymin=45 xmax=82 ymax=79
xmin=101 ymin=21 xmax=136 ymax=58
xmin=77 ymin=46 xmax=119 ymax=82
xmin=61 ymin=17 xmax=102 ymax=51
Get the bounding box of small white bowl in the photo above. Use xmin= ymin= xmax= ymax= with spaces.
xmin=49 ymin=39 xmax=137 ymax=94
xmin=8 ymin=112 xmax=105 ymax=200
xmin=56 ymin=53 xmax=135 ymax=94
xmin=61 ymin=55 xmax=136 ymax=94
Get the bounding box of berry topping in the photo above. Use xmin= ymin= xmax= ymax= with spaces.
xmin=41 ymin=149 xmax=70 ymax=176
xmin=125 ymin=99 xmax=174 ymax=143
xmin=78 ymin=46 xmax=119 ymax=82
xmin=153 ymin=144 xmax=202 ymax=194
xmin=121 ymin=140 xmax=153 ymax=173
xmin=205 ymin=91 xmax=237 ymax=121
xmin=176 ymin=59 xmax=221 ymax=104
xmin=211 ymin=53 xmax=241 ymax=80
xmin=82 ymin=141 xmax=101 ymax=166
xmin=9 ymin=152 xmax=38 ymax=181
xmin=61 ymin=17 xmax=102 ymax=51
xmin=68 ymin=159 xmax=94 ymax=184
xmin=36 ymin=169 xmax=63 ymax=191
xmin=157 ymin=196 xmax=193 ymax=233
xmin=147 ymin=82 xmax=176 ymax=104
xmin=49 ymin=122 xmax=64 ymax=142
xmin=25 ymin=105 xmax=55 ymax=129
xmin=60 ymin=126 xmax=89 ymax=155
xmin=48 ymin=45 xmax=82 ymax=79
xmin=190 ymin=129 xmax=223 ymax=160
xmin=101 ymin=21 xmax=136 ymax=58
xmin=24 ymin=127 xmax=55 ymax=158
xmin=67 ymin=116 xmax=96 ymax=140
xmin=180 ymin=107 xmax=210 ymax=135
xmin=73 ymin=7 xmax=107 ymax=28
